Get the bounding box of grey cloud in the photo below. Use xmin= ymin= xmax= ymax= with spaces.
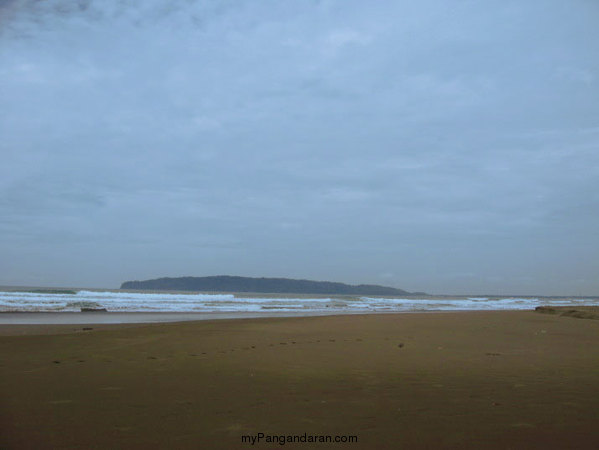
xmin=1 ymin=0 xmax=598 ymax=294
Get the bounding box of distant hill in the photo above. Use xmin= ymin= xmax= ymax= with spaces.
xmin=120 ymin=275 xmax=414 ymax=296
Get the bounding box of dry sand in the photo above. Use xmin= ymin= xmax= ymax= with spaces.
xmin=1 ymin=310 xmax=599 ymax=449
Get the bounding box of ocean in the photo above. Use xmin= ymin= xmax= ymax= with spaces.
xmin=0 ymin=289 xmax=597 ymax=313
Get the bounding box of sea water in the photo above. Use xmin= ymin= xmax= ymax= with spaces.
xmin=0 ymin=289 xmax=596 ymax=313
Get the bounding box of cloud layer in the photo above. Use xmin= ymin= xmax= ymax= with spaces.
xmin=1 ymin=0 xmax=598 ymax=294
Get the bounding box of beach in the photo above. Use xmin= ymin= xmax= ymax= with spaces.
xmin=1 ymin=310 xmax=599 ymax=449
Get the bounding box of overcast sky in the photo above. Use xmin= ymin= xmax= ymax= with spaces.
xmin=1 ymin=0 xmax=598 ymax=295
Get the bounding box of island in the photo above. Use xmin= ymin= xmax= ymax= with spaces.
xmin=120 ymin=275 xmax=416 ymax=296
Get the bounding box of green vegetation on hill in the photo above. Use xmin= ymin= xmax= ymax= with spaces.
xmin=120 ymin=276 xmax=414 ymax=296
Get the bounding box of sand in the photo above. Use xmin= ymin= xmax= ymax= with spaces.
xmin=0 ymin=311 xmax=351 ymax=328
xmin=1 ymin=310 xmax=599 ymax=449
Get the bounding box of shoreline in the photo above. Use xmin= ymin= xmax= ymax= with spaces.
xmin=1 ymin=306 xmax=597 ymax=337
xmin=0 ymin=308 xmax=525 ymax=327
xmin=0 ymin=310 xmax=392 ymax=326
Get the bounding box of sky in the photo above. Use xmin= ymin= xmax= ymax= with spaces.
xmin=1 ymin=0 xmax=598 ymax=295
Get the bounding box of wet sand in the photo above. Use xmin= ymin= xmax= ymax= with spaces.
xmin=1 ymin=310 xmax=599 ymax=449
xmin=0 ymin=311 xmax=351 ymax=328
